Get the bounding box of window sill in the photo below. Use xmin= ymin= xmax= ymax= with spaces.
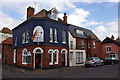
xmin=22 ymin=62 xmax=27 ymax=65
xmin=49 ymin=63 xmax=53 ymax=65
xmin=54 ymin=41 xmax=58 ymax=43
xmin=62 ymin=42 xmax=67 ymax=44
xmin=55 ymin=62 xmax=58 ymax=65
xmin=50 ymin=41 xmax=53 ymax=43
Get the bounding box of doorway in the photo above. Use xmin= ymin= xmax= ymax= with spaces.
xmin=69 ymin=52 xmax=73 ymax=66
xmin=35 ymin=54 xmax=42 ymax=69
xmin=62 ymin=54 xmax=65 ymax=67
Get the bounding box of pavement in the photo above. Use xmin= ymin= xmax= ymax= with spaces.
xmin=2 ymin=63 xmax=119 ymax=78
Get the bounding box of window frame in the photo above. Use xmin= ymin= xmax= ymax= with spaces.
xmin=22 ymin=31 xmax=29 ymax=44
xmin=48 ymin=49 xmax=54 ymax=65
xmin=50 ymin=28 xmax=53 ymax=42
xmin=76 ymin=52 xmax=83 ymax=64
xmin=54 ymin=28 xmax=58 ymax=43
xmin=62 ymin=30 xmax=66 ymax=44
xmin=54 ymin=49 xmax=59 ymax=64
xmin=15 ymin=37 xmax=17 ymax=46
xmin=81 ymin=40 xmax=85 ymax=48
xmin=105 ymin=46 xmax=111 ymax=53
xmin=70 ymin=41 xmax=73 ymax=49
xmin=93 ymin=41 xmax=96 ymax=48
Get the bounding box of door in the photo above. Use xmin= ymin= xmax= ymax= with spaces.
xmin=69 ymin=52 xmax=73 ymax=66
xmin=62 ymin=54 xmax=65 ymax=67
xmin=35 ymin=54 xmax=41 ymax=69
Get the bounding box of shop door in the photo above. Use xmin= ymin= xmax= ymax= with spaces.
xmin=35 ymin=54 xmax=41 ymax=69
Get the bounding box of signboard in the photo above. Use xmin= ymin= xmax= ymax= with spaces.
xmin=32 ymin=26 xmax=44 ymax=42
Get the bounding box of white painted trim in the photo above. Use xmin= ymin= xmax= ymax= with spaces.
xmin=61 ymin=48 xmax=68 ymax=66
xmin=13 ymin=49 xmax=16 ymax=63
xmin=48 ymin=49 xmax=54 ymax=65
xmin=33 ymin=47 xmax=44 ymax=69
xmin=54 ymin=49 xmax=59 ymax=65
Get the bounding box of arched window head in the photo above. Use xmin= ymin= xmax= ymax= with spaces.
xmin=61 ymin=49 xmax=67 ymax=54
xmin=33 ymin=47 xmax=44 ymax=54
xmin=22 ymin=48 xmax=28 ymax=55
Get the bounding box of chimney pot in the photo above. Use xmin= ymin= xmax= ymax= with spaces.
xmin=63 ymin=12 xmax=67 ymax=24
xmin=111 ymin=35 xmax=114 ymax=40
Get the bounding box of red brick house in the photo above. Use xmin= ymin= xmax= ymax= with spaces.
xmin=2 ymin=37 xmax=12 ymax=64
xmin=101 ymin=35 xmax=120 ymax=60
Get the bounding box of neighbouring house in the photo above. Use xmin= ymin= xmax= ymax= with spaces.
xmin=68 ymin=24 xmax=101 ymax=66
xmin=0 ymin=27 xmax=13 ymax=43
xmin=101 ymin=35 xmax=120 ymax=60
xmin=12 ymin=6 xmax=69 ymax=69
xmin=2 ymin=37 xmax=12 ymax=64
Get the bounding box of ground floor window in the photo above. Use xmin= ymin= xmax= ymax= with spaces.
xmin=27 ymin=52 xmax=31 ymax=64
xmin=54 ymin=49 xmax=59 ymax=64
xmin=76 ymin=52 xmax=83 ymax=64
xmin=48 ymin=49 xmax=53 ymax=65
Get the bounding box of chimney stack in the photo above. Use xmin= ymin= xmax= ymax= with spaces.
xmin=27 ymin=6 xmax=35 ymax=19
xmin=63 ymin=13 xmax=67 ymax=24
xmin=111 ymin=35 xmax=114 ymax=40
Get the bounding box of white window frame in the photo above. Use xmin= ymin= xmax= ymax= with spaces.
xmin=88 ymin=41 xmax=91 ymax=48
xmin=50 ymin=28 xmax=53 ymax=42
xmin=70 ymin=41 xmax=73 ymax=49
xmin=61 ymin=49 xmax=68 ymax=66
xmin=105 ymin=46 xmax=111 ymax=53
xmin=22 ymin=31 xmax=29 ymax=44
xmin=81 ymin=40 xmax=85 ymax=48
xmin=54 ymin=49 xmax=59 ymax=64
xmin=48 ymin=49 xmax=54 ymax=65
xmin=62 ymin=30 xmax=66 ymax=44
xmin=13 ymin=49 xmax=16 ymax=63
xmin=54 ymin=28 xmax=58 ymax=43
xmin=93 ymin=41 xmax=96 ymax=48
xmin=27 ymin=52 xmax=31 ymax=64
xmin=22 ymin=48 xmax=28 ymax=65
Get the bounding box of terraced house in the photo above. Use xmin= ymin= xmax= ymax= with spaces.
xmin=68 ymin=24 xmax=101 ymax=66
xmin=12 ymin=6 xmax=69 ymax=69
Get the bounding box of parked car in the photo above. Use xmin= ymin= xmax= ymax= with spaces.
xmin=85 ymin=57 xmax=104 ymax=67
xmin=104 ymin=57 xmax=119 ymax=64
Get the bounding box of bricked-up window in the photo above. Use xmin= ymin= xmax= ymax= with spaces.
xmin=106 ymin=46 xmax=111 ymax=53
xmin=54 ymin=49 xmax=59 ymax=64
xmin=70 ymin=41 xmax=73 ymax=49
xmin=15 ymin=37 xmax=17 ymax=46
xmin=62 ymin=30 xmax=66 ymax=43
xmin=81 ymin=40 xmax=85 ymax=48
xmin=76 ymin=52 xmax=83 ymax=64
xmin=50 ymin=28 xmax=53 ymax=42
xmin=88 ymin=41 xmax=91 ymax=48
xmin=93 ymin=41 xmax=96 ymax=48
xmin=54 ymin=28 xmax=58 ymax=43
xmin=48 ymin=49 xmax=53 ymax=65
xmin=22 ymin=31 xmax=29 ymax=44
xmin=27 ymin=52 xmax=31 ymax=64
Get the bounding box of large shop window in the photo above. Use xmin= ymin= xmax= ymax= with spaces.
xmin=48 ymin=49 xmax=53 ymax=65
xmin=54 ymin=49 xmax=59 ymax=64
xmin=54 ymin=28 xmax=58 ymax=43
xmin=62 ymin=30 xmax=66 ymax=43
xmin=76 ymin=52 xmax=83 ymax=64
xmin=22 ymin=31 xmax=29 ymax=44
xmin=50 ymin=28 xmax=53 ymax=42
xmin=22 ymin=48 xmax=31 ymax=65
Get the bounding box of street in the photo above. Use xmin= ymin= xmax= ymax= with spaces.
xmin=2 ymin=64 xmax=119 ymax=78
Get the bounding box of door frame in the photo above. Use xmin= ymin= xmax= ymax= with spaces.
xmin=33 ymin=47 xmax=44 ymax=69
xmin=61 ymin=49 xmax=68 ymax=66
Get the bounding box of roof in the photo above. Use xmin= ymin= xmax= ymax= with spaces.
xmin=0 ymin=27 xmax=13 ymax=34
xmin=12 ymin=7 xmax=66 ymax=31
xmin=68 ymin=24 xmax=101 ymax=41
xmin=101 ymin=37 xmax=120 ymax=46
xmin=2 ymin=37 xmax=12 ymax=45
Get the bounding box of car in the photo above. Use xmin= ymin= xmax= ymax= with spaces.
xmin=85 ymin=57 xmax=104 ymax=67
xmin=104 ymin=57 xmax=119 ymax=64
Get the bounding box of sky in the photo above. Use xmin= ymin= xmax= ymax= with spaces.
xmin=0 ymin=0 xmax=119 ymax=41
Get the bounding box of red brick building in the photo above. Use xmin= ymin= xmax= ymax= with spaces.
xmin=101 ymin=35 xmax=120 ymax=60
xmin=2 ymin=37 xmax=12 ymax=64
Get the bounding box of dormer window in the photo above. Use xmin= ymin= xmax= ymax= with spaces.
xmin=76 ymin=29 xmax=84 ymax=35
xmin=52 ymin=13 xmax=57 ymax=20
xmin=48 ymin=7 xmax=58 ymax=20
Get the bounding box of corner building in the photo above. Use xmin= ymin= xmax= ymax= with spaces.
xmin=12 ymin=7 xmax=69 ymax=69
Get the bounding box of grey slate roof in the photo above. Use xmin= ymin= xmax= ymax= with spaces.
xmin=68 ymin=24 xmax=101 ymax=42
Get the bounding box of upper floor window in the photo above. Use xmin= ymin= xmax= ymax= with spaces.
xmin=15 ymin=37 xmax=17 ymax=46
xmin=106 ymin=46 xmax=111 ymax=53
xmin=81 ymin=40 xmax=85 ymax=48
xmin=88 ymin=41 xmax=91 ymax=48
xmin=93 ymin=41 xmax=96 ymax=48
xmin=50 ymin=28 xmax=53 ymax=42
xmin=52 ymin=13 xmax=57 ymax=20
xmin=76 ymin=29 xmax=84 ymax=35
xmin=54 ymin=28 xmax=58 ymax=43
xmin=62 ymin=30 xmax=66 ymax=43
xmin=70 ymin=41 xmax=73 ymax=49
xmin=22 ymin=31 xmax=29 ymax=44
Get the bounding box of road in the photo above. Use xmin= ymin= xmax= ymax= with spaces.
xmin=2 ymin=64 xmax=119 ymax=78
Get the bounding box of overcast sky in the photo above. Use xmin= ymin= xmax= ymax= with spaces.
xmin=0 ymin=0 xmax=119 ymax=41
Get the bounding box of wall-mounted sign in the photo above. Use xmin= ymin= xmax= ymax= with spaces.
xmin=31 ymin=26 xmax=44 ymax=42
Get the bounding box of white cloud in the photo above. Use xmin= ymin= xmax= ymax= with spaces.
xmin=83 ymin=21 xmax=103 ymax=27
xmin=93 ymin=21 xmax=118 ymax=41
xmin=0 ymin=11 xmax=22 ymax=30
